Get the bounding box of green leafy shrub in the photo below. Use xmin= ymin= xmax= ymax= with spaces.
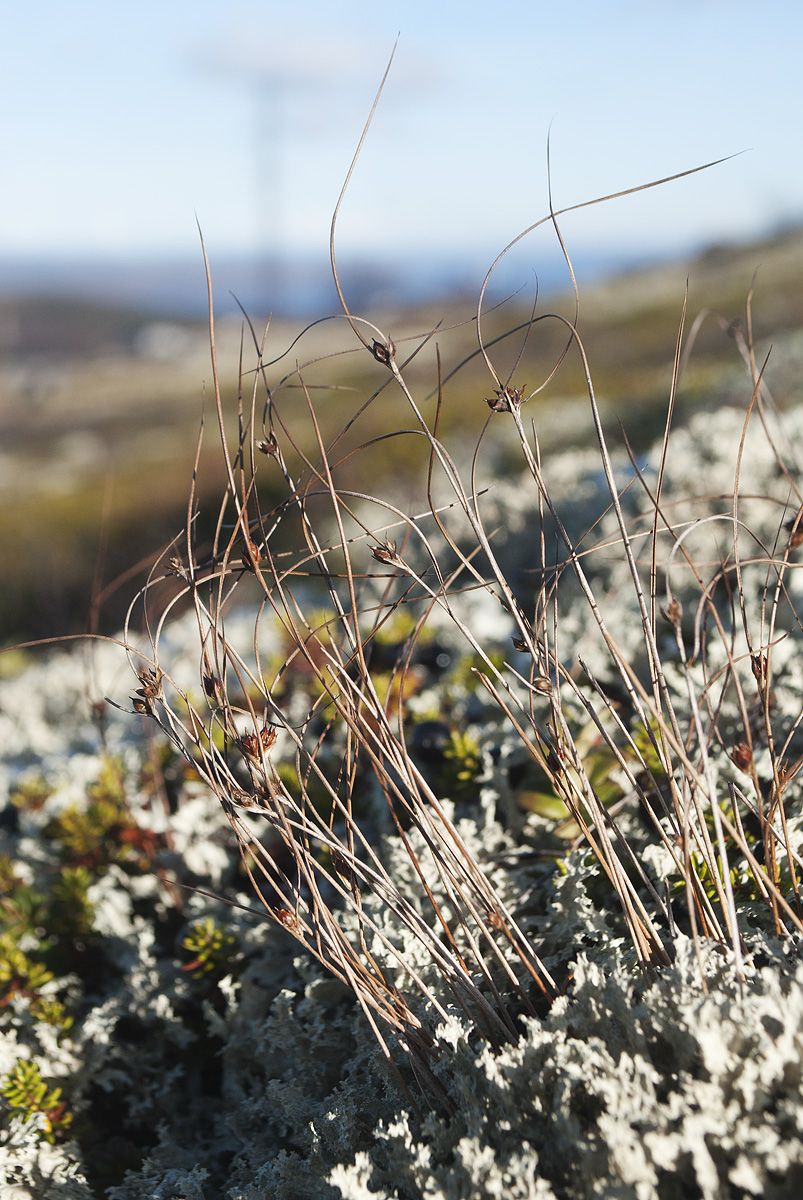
xmin=180 ymin=916 xmax=239 ymax=980
xmin=44 ymin=756 xmax=159 ymax=874
xmin=0 ymin=1058 xmax=73 ymax=1144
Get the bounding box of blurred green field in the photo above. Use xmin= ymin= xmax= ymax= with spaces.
xmin=3 ymin=225 xmax=803 ymax=648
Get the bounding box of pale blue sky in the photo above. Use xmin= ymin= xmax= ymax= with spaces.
xmin=2 ymin=0 xmax=801 ymax=272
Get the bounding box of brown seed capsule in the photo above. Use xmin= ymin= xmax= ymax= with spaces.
xmin=257 ymin=434 xmax=279 ymax=456
xmin=274 ymin=906 xmax=298 ymax=930
xmin=330 ymin=849 xmax=353 ymax=880
xmin=661 ymin=597 xmax=683 ymax=628
xmin=751 ymin=653 xmax=768 ymax=687
xmin=731 ymin=742 xmax=753 ymax=772
xmin=241 ymin=538 xmax=262 ymax=572
xmin=230 ymin=788 xmax=256 ymax=808
xmin=238 ymin=724 xmax=278 ymax=765
xmin=485 ymin=384 xmax=526 ymax=413
xmin=545 ymin=746 xmax=563 ymax=774
xmin=167 ymin=556 xmax=188 ymax=579
xmin=371 ymin=338 xmax=395 ymax=366
xmin=371 ymin=539 xmax=399 ymax=565
xmin=260 ymin=725 xmax=278 ymax=751
xmin=238 ymin=732 xmax=258 ymax=757
xmin=136 ymin=667 xmax=163 ymax=701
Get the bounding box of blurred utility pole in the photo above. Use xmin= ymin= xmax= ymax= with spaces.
xmin=252 ymin=71 xmax=287 ymax=297
xmin=197 ymin=30 xmax=380 ymax=309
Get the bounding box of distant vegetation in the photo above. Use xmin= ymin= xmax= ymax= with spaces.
xmin=3 ymin=224 xmax=803 ymax=647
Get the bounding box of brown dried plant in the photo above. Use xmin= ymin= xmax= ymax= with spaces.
xmin=110 ymin=59 xmax=803 ymax=1107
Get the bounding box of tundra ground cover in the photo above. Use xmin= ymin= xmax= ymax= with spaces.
xmin=4 ymin=67 xmax=803 ymax=1192
xmin=3 ymin=359 xmax=803 ymax=1196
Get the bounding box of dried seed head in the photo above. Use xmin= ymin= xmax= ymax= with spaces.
xmin=731 ymin=742 xmax=753 ymax=772
xmin=238 ymin=732 xmax=259 ymax=758
xmin=545 ymin=745 xmax=563 ymax=774
xmin=203 ymin=673 xmax=223 ymax=704
xmin=167 ymin=556 xmax=188 ymax=579
xmin=274 ymin=906 xmax=299 ymax=931
xmin=485 ymin=384 xmax=526 ymax=413
xmin=371 ymin=539 xmax=399 ymax=566
xmin=242 ymin=538 xmax=262 ymax=571
xmin=136 ymin=667 xmax=163 ymax=701
xmin=751 ymin=653 xmax=768 ymax=688
xmin=237 ymin=724 xmax=278 ymax=765
xmin=257 ymin=434 xmax=279 ymax=456
xmin=661 ymin=597 xmax=683 ymax=629
xmin=260 ymin=724 xmax=278 ymax=751
xmin=531 ymin=675 xmax=553 ymax=695
xmin=132 ymin=668 xmax=163 ymax=714
xmin=230 ymin=787 xmax=257 ymax=808
xmin=371 ymin=338 xmax=395 ymax=366
xmin=330 ymin=848 xmax=354 ymax=880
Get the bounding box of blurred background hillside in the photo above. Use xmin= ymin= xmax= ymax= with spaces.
xmin=2 ymin=0 xmax=803 ymax=648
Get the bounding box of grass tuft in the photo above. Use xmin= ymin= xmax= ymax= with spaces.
xmin=90 ymin=70 xmax=803 ymax=1115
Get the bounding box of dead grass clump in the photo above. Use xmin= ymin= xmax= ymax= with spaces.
xmin=112 ymin=64 xmax=803 ymax=1109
